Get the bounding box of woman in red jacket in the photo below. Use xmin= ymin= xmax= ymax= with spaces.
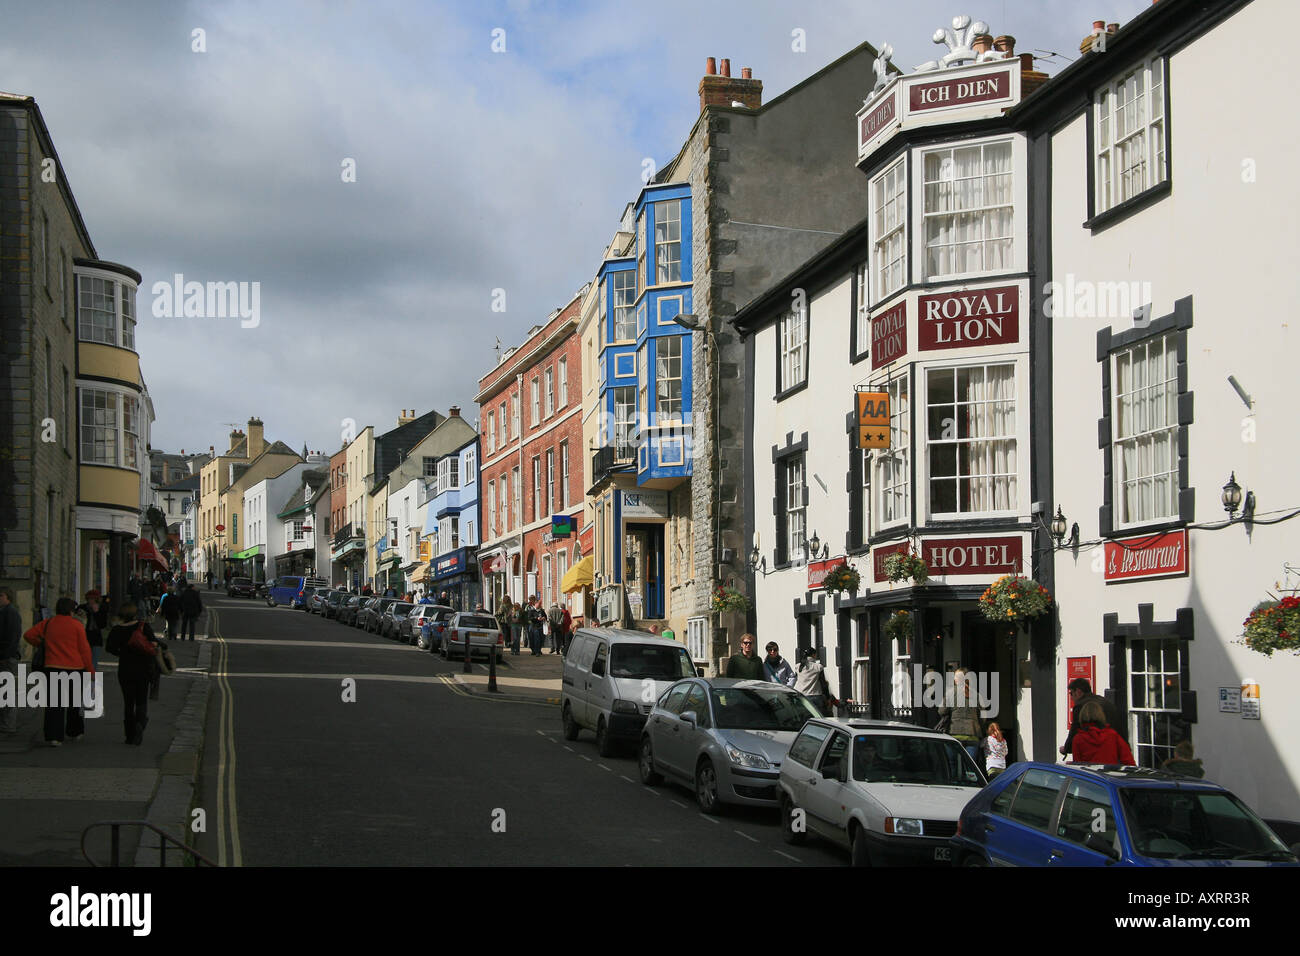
xmin=1070 ymin=699 xmax=1136 ymax=766
xmin=24 ymin=596 xmax=94 ymax=746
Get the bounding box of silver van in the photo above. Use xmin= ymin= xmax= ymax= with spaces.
xmin=561 ymin=628 xmax=696 ymax=757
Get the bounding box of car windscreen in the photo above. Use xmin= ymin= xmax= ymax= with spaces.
xmin=852 ymin=734 xmax=984 ymax=787
xmin=1120 ymin=789 xmax=1297 ymax=862
xmin=609 ymin=644 xmax=695 ymax=680
xmin=710 ymin=686 xmax=821 ymax=731
xmin=456 ymin=615 xmax=498 ymax=630
xmin=232 ymin=578 xmax=252 ymax=585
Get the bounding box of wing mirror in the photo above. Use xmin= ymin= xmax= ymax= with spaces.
xmin=679 ymin=711 xmax=698 ymax=727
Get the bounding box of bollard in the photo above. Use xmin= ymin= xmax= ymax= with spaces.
xmin=463 ymin=628 xmax=472 ymax=674
xmin=488 ymin=638 xmax=500 ymax=693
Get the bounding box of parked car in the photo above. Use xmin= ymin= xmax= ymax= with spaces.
xmin=338 ymin=595 xmax=363 ymax=626
xmin=266 ymin=575 xmax=328 ymax=609
xmin=400 ymin=604 xmax=454 ymax=648
xmin=561 ymin=628 xmax=698 ymax=757
xmin=226 ymin=576 xmax=256 ymax=598
xmin=323 ymin=590 xmax=349 ymax=619
xmin=306 ymin=588 xmax=332 ymax=614
xmin=380 ymin=602 xmax=415 ymax=639
xmin=950 ymin=761 xmax=1299 ymax=867
xmin=440 ymin=612 xmax=505 ymax=663
xmin=639 ymin=677 xmax=821 ymax=814
xmin=779 ymin=718 xmax=986 ymax=867
xmin=359 ymin=598 xmax=398 ymax=633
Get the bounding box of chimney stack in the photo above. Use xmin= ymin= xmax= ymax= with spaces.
xmin=449 ymin=405 xmax=461 ymax=418
xmin=1020 ymin=53 xmax=1049 ymax=97
xmin=228 ymin=429 xmax=242 ymax=453
xmin=397 ymin=409 xmax=416 ymax=426
xmin=699 ymin=57 xmax=762 ymax=112
xmin=247 ymin=416 xmax=266 ymax=458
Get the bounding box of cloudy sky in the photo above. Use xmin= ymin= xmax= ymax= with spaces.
xmin=5 ymin=0 xmax=1147 ymax=458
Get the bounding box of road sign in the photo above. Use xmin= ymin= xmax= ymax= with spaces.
xmin=856 ymin=391 xmax=890 ymax=449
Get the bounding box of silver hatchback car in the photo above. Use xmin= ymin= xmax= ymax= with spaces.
xmin=638 ymin=677 xmax=821 ymax=815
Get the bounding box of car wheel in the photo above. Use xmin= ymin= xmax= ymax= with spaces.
xmin=562 ymin=703 xmax=580 ymax=741
xmin=781 ymin=795 xmax=806 ymax=846
xmin=849 ymin=823 xmax=873 ymax=868
xmin=960 ymin=853 xmax=988 ymax=867
xmin=695 ymin=760 xmax=722 ymax=815
xmin=595 ymin=717 xmax=616 ymax=758
xmin=638 ymin=736 xmax=663 ymax=786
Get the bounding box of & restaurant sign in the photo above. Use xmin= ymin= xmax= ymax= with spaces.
xmin=1104 ymin=530 xmax=1188 ymax=583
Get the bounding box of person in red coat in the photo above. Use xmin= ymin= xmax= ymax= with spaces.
xmin=23 ymin=597 xmax=94 ymax=746
xmin=1070 ymin=700 xmax=1136 ymax=766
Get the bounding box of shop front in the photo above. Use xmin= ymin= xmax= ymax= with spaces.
xmin=430 ymin=547 xmax=480 ymax=611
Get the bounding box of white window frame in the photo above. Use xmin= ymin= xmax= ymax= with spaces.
xmin=1129 ymin=636 xmax=1183 ymax=769
xmin=1112 ymin=333 xmax=1179 ymax=528
xmin=655 ymin=335 xmax=683 ymax=424
xmin=532 ymin=456 xmax=541 ymax=523
xmin=778 ymin=309 xmax=808 ymax=394
xmin=510 ymin=394 xmax=519 ymax=439
xmin=464 ymin=446 xmax=476 ymax=482
xmin=557 ymin=357 xmax=568 ymax=408
xmin=1095 ymin=56 xmax=1167 ymax=215
xmin=543 ymin=553 xmax=552 ymax=606
xmin=79 ymin=388 xmax=119 ymax=467
xmin=546 ymin=448 xmax=555 ymax=517
xmin=487 ymin=482 xmax=496 ymax=538
xmin=511 ymin=467 xmax=520 ymax=529
xmin=784 ymin=454 xmax=806 ymax=564
xmin=614 ymin=386 xmax=636 ymax=460
xmin=560 ymin=441 xmax=570 ymax=509
xmin=919 ymin=138 xmax=1017 ymax=281
xmin=872 ymin=157 xmax=907 ymax=301
xmin=874 ymin=375 xmax=910 ymax=528
xmin=613 ymin=270 xmax=636 ymax=340
xmin=854 ymin=262 xmax=870 ymax=357
xmin=544 ymin=367 xmax=554 ymax=418
xmin=654 ymin=199 xmax=682 ymax=285
xmin=924 ymin=362 xmax=1020 ymax=519
xmin=487 ymin=410 xmax=496 ymax=453
xmin=530 ymin=378 xmax=540 ymax=427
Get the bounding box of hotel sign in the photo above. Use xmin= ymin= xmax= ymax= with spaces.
xmin=873 ymin=542 xmax=909 ymax=583
xmin=1104 ymin=530 xmax=1188 ymax=583
xmin=909 ymin=68 xmax=1012 ymax=113
xmin=918 ymin=285 xmax=1019 ymax=351
xmin=857 ymin=87 xmax=900 ymax=157
xmin=855 ymin=391 xmax=890 ymax=450
xmin=871 ymin=301 xmax=907 ymax=369
xmin=922 ymin=536 xmax=1022 ymax=576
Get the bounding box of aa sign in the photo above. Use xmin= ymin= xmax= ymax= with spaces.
xmin=856 ymin=391 xmax=890 ymax=449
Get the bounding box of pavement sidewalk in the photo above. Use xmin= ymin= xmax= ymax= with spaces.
xmin=0 ymin=617 xmax=213 ymax=866
xmin=448 ymin=645 xmax=564 ymax=705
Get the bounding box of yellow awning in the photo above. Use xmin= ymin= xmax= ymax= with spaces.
xmin=561 ymin=556 xmax=593 ymax=594
xmin=409 ymin=561 xmax=430 ymax=580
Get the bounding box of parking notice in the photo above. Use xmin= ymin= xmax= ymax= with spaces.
xmin=856 ymin=391 xmax=890 ymax=449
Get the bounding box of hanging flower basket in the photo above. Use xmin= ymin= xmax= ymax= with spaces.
xmin=979 ymin=575 xmax=1052 ymax=627
xmin=712 ymin=584 xmax=751 ymax=615
xmin=883 ymin=550 xmax=929 ymax=585
xmin=821 ymin=562 xmax=861 ymax=595
xmin=883 ymin=609 xmax=912 ymax=643
xmin=1240 ymin=596 xmax=1300 ymax=657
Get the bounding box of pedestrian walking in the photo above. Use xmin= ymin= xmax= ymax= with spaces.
xmin=1070 ymin=700 xmax=1135 ymax=766
xmin=762 ymin=642 xmax=796 ymax=687
xmin=205 ymin=570 xmax=214 ymax=591
xmin=939 ymin=667 xmax=984 ymax=767
xmin=512 ymin=599 xmax=529 ymax=655
xmin=559 ymin=604 xmax=573 ymax=655
xmin=179 ymin=583 xmax=203 ymax=641
xmin=1060 ymin=677 xmax=1127 ymax=758
xmin=1159 ymin=740 xmax=1205 ymax=778
xmin=527 ymin=596 xmax=545 ymax=656
xmin=982 ymin=722 xmax=1009 ymax=778
xmin=793 ymin=647 xmax=831 ymax=715
xmin=78 ymin=590 xmax=109 ymax=671
xmin=158 ymin=585 xmax=182 ymax=641
xmin=106 ymin=604 xmax=161 ymax=745
xmin=0 ymin=587 xmax=22 ymax=735
xmin=23 ymin=597 xmax=95 ymax=746
xmin=547 ymin=603 xmax=564 ymax=654
xmin=725 ymin=633 xmax=767 ymax=680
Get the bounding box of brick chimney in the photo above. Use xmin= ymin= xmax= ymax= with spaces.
xmin=699 ymin=57 xmax=762 ymax=112
xmin=397 ymin=409 xmax=416 ymax=426
xmin=449 ymin=405 xmax=461 ymax=418
xmin=1019 ymin=52 xmax=1049 ymax=97
xmin=247 ymin=416 xmax=265 ymax=458
xmin=228 ymin=429 xmax=242 ymax=454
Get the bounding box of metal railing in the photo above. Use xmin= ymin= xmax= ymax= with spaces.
xmin=81 ymin=820 xmax=217 ymax=867
xmin=590 ymin=445 xmax=635 ymax=487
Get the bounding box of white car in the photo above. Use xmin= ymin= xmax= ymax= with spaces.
xmin=440 ymin=612 xmax=505 ymax=663
xmin=779 ymin=718 xmax=986 ymax=867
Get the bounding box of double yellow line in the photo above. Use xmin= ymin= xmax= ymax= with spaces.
xmin=210 ymin=609 xmax=243 ymax=866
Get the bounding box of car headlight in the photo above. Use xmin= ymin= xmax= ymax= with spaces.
xmin=725 ymin=746 xmax=772 ymax=770
xmin=612 ymin=699 xmax=640 ymax=714
xmin=885 ymin=817 xmax=923 ymax=836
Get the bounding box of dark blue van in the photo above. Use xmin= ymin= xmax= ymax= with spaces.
xmin=267 ymin=575 xmax=329 ymax=609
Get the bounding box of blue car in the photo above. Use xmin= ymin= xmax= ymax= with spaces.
xmin=266 ymin=575 xmax=329 ymax=609
xmin=951 ymin=762 xmax=1298 ymax=867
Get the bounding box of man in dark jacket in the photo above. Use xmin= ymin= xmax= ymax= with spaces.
xmin=179 ymin=584 xmax=203 ymax=641
xmin=1060 ymin=678 xmax=1127 ymax=757
xmin=157 ymin=584 xmax=182 ymax=641
xmin=0 ymin=587 xmax=22 ymax=734
xmin=725 ymin=633 xmax=766 ymax=679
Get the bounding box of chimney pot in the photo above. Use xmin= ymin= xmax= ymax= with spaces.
xmin=449 ymin=405 xmax=461 ymax=417
xmin=705 ymin=56 xmax=716 ymax=75
xmin=994 ymin=35 xmax=1015 ymax=55
xmin=1107 ymin=22 xmax=1119 ymax=34
xmin=1093 ymin=20 xmax=1105 ymax=32
xmin=741 ymin=67 xmax=752 ymax=79
xmin=720 ymin=58 xmax=731 ymax=78
xmin=1019 ymin=52 xmax=1035 ymax=72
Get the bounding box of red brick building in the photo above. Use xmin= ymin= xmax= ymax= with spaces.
xmin=477 ymin=288 xmax=586 ymax=614
xmin=327 ymin=445 xmax=348 ymax=585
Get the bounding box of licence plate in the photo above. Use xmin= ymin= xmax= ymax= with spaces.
xmin=933 ymin=847 xmax=951 ymax=862
xmin=470 ymin=632 xmax=488 ymax=640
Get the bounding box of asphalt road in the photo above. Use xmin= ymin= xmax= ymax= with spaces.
xmin=192 ymin=594 xmax=845 ymax=866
